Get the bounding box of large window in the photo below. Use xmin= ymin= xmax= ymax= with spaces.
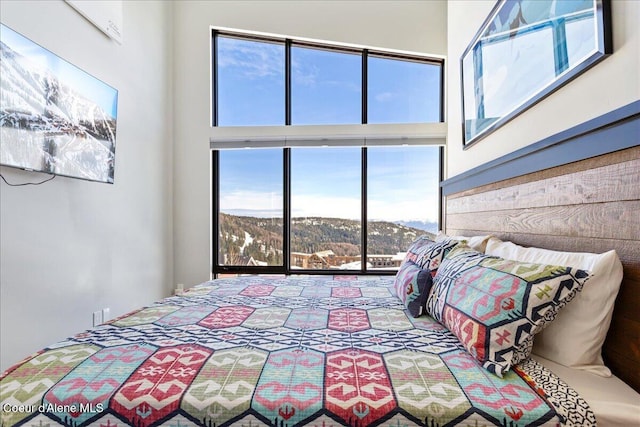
xmin=216 ymin=36 xmax=285 ymax=126
xmin=291 ymin=147 xmax=362 ymax=270
xmin=218 ymin=149 xmax=283 ymax=267
xmin=212 ymin=30 xmax=443 ymax=275
xmin=367 ymin=146 xmax=440 ymax=270
xmin=291 ymin=45 xmax=361 ymax=125
xmin=367 ymin=55 xmax=441 ymax=124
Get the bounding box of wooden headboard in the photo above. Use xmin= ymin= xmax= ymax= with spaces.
xmin=443 ymin=145 xmax=640 ymax=393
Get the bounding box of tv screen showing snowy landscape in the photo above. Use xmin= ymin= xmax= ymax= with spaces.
xmin=0 ymin=24 xmax=118 ymax=184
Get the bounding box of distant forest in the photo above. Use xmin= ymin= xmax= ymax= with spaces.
xmin=219 ymin=213 xmax=435 ymax=264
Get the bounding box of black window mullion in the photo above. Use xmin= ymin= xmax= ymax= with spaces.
xmin=284 ymin=40 xmax=291 ymax=271
xmin=439 ymin=60 xmax=445 ymax=123
xmin=361 ymin=147 xmax=368 ymax=274
xmin=362 ymin=49 xmax=368 ymax=124
xmin=284 ymin=148 xmax=291 ymax=272
xmin=212 ymin=30 xmax=219 ymax=127
xmin=211 ymin=150 xmax=220 ymax=277
xmin=285 ymin=39 xmax=292 ymax=126
xmin=361 ymin=51 xmax=367 ymax=273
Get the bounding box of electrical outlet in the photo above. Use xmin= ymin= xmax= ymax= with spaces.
xmin=92 ymin=311 xmax=103 ymax=327
xmin=175 ymin=283 xmax=184 ymax=296
xmin=102 ymin=308 xmax=110 ymax=322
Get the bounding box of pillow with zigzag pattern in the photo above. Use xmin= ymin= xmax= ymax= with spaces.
xmin=403 ymin=236 xmax=460 ymax=273
xmin=426 ymin=243 xmax=591 ymax=377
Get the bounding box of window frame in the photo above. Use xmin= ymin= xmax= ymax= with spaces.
xmin=211 ymin=30 xmax=445 ymax=277
xmin=212 ymin=29 xmax=444 ymax=128
xmin=213 ymin=146 xmax=444 ymax=276
xmin=289 ymin=42 xmax=363 ymax=126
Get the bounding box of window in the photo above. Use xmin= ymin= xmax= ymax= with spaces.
xmin=291 ymin=147 xmax=361 ymax=270
xmin=217 ymin=149 xmax=283 ymax=267
xmin=367 ymin=146 xmax=440 ymax=270
xmin=215 ymin=36 xmax=285 ymax=126
xmin=367 ymin=55 xmax=441 ymax=124
xmin=291 ymin=45 xmax=361 ymax=125
xmin=212 ymin=30 xmax=443 ymax=275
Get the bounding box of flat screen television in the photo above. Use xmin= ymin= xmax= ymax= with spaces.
xmin=0 ymin=23 xmax=118 ymax=184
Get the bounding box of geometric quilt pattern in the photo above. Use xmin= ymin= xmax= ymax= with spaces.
xmin=0 ymin=275 xmax=595 ymax=426
xmin=426 ymin=245 xmax=591 ymax=377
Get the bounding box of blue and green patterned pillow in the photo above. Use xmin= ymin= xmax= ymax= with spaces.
xmin=394 ymin=260 xmax=433 ymax=317
xmin=426 ymin=244 xmax=591 ymax=377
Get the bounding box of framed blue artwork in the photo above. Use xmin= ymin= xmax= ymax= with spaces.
xmin=461 ymin=0 xmax=612 ymax=148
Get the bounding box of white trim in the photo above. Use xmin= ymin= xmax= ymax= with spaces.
xmin=210 ymin=25 xmax=446 ymax=61
xmin=210 ymin=122 xmax=446 ymax=149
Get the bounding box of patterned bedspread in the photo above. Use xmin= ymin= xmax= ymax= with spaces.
xmin=1 ymin=275 xmax=595 ymax=427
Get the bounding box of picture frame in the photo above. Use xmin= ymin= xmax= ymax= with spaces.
xmin=461 ymin=0 xmax=612 ymax=148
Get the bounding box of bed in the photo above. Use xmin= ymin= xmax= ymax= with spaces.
xmin=0 ymin=272 xmax=605 ymax=427
xmin=2 ymin=127 xmax=639 ymax=427
xmin=3 ymin=218 xmax=640 ymax=427
xmin=1 ymin=266 xmax=635 ymax=426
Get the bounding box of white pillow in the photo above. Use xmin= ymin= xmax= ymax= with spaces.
xmin=485 ymin=237 xmax=623 ymax=377
xmin=435 ymin=231 xmax=493 ymax=253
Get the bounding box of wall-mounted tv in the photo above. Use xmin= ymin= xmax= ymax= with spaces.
xmin=0 ymin=23 xmax=118 ymax=184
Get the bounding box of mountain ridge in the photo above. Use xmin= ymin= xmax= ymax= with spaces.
xmin=219 ymin=213 xmax=436 ymax=265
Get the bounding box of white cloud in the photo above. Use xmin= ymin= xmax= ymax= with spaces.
xmin=368 ymin=197 xmax=439 ymax=223
xmin=291 ymin=60 xmax=318 ymax=86
xmin=220 ymin=190 xmax=438 ymax=223
xmin=375 ymin=92 xmax=395 ymax=103
xmin=291 ymin=195 xmax=361 ymax=219
xmin=218 ymin=38 xmax=284 ymax=79
xmin=220 ymin=190 xmax=283 ymax=216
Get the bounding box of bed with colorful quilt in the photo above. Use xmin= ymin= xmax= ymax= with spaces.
xmin=1 ymin=237 xmax=638 ymax=427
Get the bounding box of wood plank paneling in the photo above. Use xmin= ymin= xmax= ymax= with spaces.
xmin=605 ymin=350 xmax=640 ymax=393
xmin=604 ymin=316 xmax=640 ymax=388
xmin=447 ymin=158 xmax=640 ymax=214
xmin=608 ymin=275 xmax=640 ymax=324
xmin=444 ymin=232 xmax=640 ymax=266
xmin=447 ymin=201 xmax=640 ymax=240
xmin=447 ymin=145 xmax=640 ymax=200
xmin=444 ymin=146 xmax=640 ymax=393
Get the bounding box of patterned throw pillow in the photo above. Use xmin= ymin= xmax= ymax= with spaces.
xmin=426 ymin=245 xmax=590 ymax=377
xmin=404 ymin=236 xmax=460 ymax=273
xmin=393 ymin=261 xmax=433 ymax=317
xmin=403 ymin=235 xmax=435 ymax=264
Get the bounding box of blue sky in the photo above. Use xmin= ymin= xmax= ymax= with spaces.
xmin=217 ymin=36 xmax=441 ymax=223
xmin=217 ymin=37 xmax=440 ymax=126
xmin=219 ymin=146 xmax=440 ymax=223
xmin=1 ymin=24 xmax=118 ymax=118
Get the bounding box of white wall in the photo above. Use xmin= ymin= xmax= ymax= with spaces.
xmin=0 ymin=0 xmax=444 ymax=373
xmin=4 ymin=0 xmax=633 ymax=372
xmin=446 ymin=0 xmax=640 ymax=178
xmin=173 ymin=0 xmax=448 ymax=287
xmin=0 ymin=1 xmax=174 ymax=371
